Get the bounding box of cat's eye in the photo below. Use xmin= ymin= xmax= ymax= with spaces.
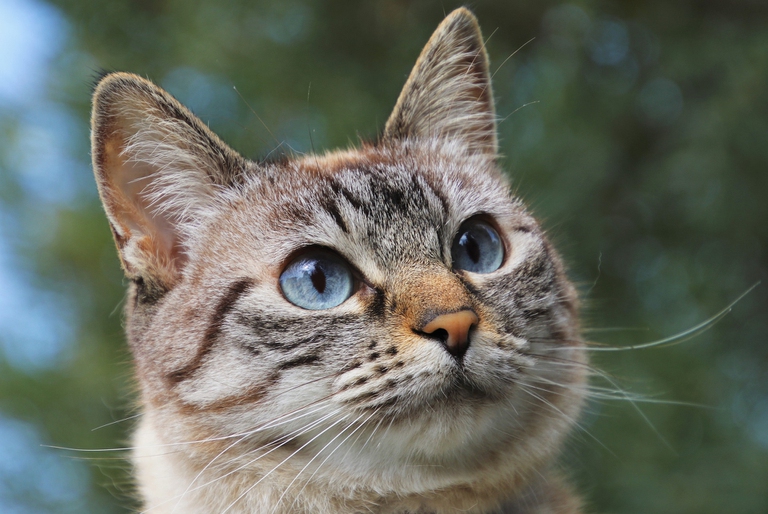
xmin=279 ymin=250 xmax=354 ymax=310
xmin=451 ymin=219 xmax=504 ymax=274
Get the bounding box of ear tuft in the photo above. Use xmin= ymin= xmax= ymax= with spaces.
xmin=91 ymin=73 xmax=246 ymax=290
xmin=383 ymin=8 xmax=497 ymax=156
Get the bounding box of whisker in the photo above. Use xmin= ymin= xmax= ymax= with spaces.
xmin=528 ymin=372 xmax=707 ymax=407
xmin=518 ymin=385 xmax=614 ymax=456
xmin=233 ymin=85 xmax=290 ymax=157
xmin=491 ymin=37 xmax=535 ymax=79
xmin=339 ymin=408 xmax=382 ymax=464
xmin=582 ymin=326 xmax=650 ymax=334
xmin=212 ymin=408 xmax=342 ymax=478
xmin=170 ymin=429 xmax=254 ymax=514
xmin=91 ymin=413 xmax=142 ymax=431
xmin=539 ymin=282 xmax=759 ymax=352
xmin=166 ymin=402 xmax=333 ymax=514
xmin=140 ymin=408 xmax=345 ymax=514
xmin=498 ymin=101 xmax=540 ymax=124
xmin=221 ymin=414 xmax=350 ymax=513
xmin=590 ymin=367 xmax=675 ymax=452
xmin=291 ymin=409 xmax=380 ymax=512
xmin=525 ymin=351 xmax=603 ymax=376
xmin=49 ymin=372 xmax=346 ymax=455
xmin=272 ymin=410 xmax=375 ymax=513
xmin=533 ymin=361 xmax=675 ymax=452
xmin=356 ymin=406 xmax=389 ymax=458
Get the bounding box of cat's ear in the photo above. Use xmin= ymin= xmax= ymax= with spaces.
xmin=383 ymin=8 xmax=497 ymax=156
xmin=91 ymin=72 xmax=245 ymax=291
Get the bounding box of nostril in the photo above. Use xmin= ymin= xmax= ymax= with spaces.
xmin=423 ymin=328 xmax=449 ymax=343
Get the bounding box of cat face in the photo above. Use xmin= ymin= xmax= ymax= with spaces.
xmin=92 ymin=7 xmax=585 ymax=500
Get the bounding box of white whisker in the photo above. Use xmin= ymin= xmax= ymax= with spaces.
xmin=220 ymin=414 xmax=350 ymax=514
xmin=272 ymin=411 xmax=373 ymax=513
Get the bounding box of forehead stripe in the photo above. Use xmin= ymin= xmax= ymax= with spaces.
xmin=321 ymin=196 xmax=349 ymax=234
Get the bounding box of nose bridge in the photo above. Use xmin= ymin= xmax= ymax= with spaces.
xmin=394 ymin=267 xmax=473 ymax=331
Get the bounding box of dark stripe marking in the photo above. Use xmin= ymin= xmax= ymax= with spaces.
xmin=323 ymin=197 xmax=349 ymax=233
xmin=261 ymin=334 xmax=326 ymax=352
xmin=132 ymin=276 xmax=167 ymax=306
xmin=278 ymin=353 xmax=321 ymax=371
xmin=167 ymin=278 xmax=254 ymax=383
xmin=182 ymin=372 xmax=280 ymax=413
xmin=422 ymin=178 xmax=450 ymax=217
xmin=331 ymin=179 xmax=367 ymax=213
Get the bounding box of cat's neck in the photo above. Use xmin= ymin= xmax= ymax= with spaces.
xmin=133 ymin=411 xmax=580 ymax=514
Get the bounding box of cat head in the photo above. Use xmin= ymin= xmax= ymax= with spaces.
xmin=92 ymin=8 xmax=585 ymax=495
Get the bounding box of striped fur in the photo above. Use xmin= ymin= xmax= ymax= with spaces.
xmin=92 ymin=8 xmax=586 ymax=514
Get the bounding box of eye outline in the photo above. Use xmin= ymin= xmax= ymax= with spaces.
xmin=278 ymin=246 xmax=367 ymax=310
xmin=450 ymin=215 xmax=507 ymax=274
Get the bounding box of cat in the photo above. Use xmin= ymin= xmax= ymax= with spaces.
xmin=91 ymin=8 xmax=587 ymax=514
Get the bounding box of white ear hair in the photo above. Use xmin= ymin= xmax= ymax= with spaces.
xmin=383 ymin=8 xmax=497 ymax=156
xmin=91 ymin=72 xmax=246 ymax=288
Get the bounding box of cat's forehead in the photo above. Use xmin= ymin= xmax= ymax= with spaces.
xmin=218 ymin=142 xmax=533 ymax=277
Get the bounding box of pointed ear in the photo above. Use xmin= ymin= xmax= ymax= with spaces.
xmin=91 ymin=72 xmax=245 ymax=291
xmin=383 ymin=8 xmax=497 ymax=156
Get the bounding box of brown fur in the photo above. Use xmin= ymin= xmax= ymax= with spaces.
xmin=92 ymin=8 xmax=586 ymax=513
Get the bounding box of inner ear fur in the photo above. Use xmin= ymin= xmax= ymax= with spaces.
xmin=383 ymin=8 xmax=497 ymax=156
xmin=91 ymin=72 xmax=246 ymax=290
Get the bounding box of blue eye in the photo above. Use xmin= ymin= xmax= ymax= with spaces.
xmin=280 ymin=251 xmax=354 ymax=310
xmin=451 ymin=219 xmax=504 ymax=274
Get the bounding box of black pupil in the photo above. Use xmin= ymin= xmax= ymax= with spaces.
xmin=464 ymin=232 xmax=481 ymax=264
xmin=310 ymin=264 xmax=326 ymax=294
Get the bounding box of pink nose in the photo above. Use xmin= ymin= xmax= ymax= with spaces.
xmin=421 ymin=310 xmax=478 ymax=358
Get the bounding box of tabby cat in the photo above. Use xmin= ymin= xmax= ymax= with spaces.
xmin=91 ymin=8 xmax=586 ymax=514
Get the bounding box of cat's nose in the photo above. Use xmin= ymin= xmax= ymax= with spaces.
xmin=421 ymin=310 xmax=478 ymax=358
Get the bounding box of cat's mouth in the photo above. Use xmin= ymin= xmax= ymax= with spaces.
xmin=328 ymin=326 xmax=534 ymax=426
xmin=335 ymin=355 xmax=520 ymax=424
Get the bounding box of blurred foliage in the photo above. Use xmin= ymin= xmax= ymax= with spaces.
xmin=0 ymin=0 xmax=766 ymax=512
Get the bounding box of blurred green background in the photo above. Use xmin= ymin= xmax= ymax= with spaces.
xmin=0 ymin=0 xmax=766 ymax=512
